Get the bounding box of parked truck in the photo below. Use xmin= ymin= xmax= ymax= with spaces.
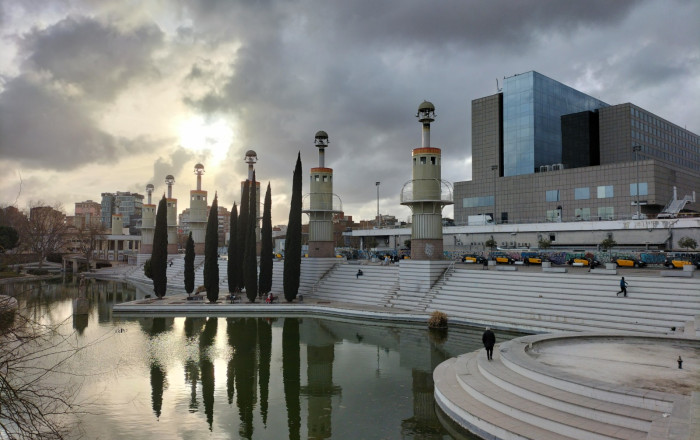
xmin=468 ymin=214 xmax=494 ymax=226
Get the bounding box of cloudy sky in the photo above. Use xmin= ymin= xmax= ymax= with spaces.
xmin=1 ymin=0 xmax=698 ymax=225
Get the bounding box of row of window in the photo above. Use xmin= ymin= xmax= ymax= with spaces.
xmin=311 ymin=175 xmax=332 ymax=182
xmin=632 ymin=136 xmax=700 ymax=171
xmin=413 ymin=156 xmax=440 ymax=165
xmin=546 ymin=207 xmax=614 ymax=221
xmin=547 ymin=183 xmax=648 ymax=202
xmin=631 ymin=106 xmax=699 ymax=145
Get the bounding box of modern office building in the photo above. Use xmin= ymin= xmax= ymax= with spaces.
xmin=454 ymin=71 xmax=699 ymax=225
xmin=100 ymin=191 xmax=144 ymax=234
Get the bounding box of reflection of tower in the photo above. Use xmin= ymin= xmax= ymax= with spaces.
xmin=401 ymin=101 xmax=453 ymax=260
xmin=300 ymin=320 xmax=341 ymax=440
xmin=304 ymin=131 xmax=340 ymax=258
xmin=165 ymin=175 xmax=178 ymax=255
xmin=190 ymin=164 xmax=208 ymax=255
xmin=242 ymin=151 xmax=261 ymax=253
xmin=140 ymin=184 xmax=156 ymax=257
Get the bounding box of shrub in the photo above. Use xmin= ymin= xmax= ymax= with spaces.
xmin=428 ymin=310 xmax=448 ymax=329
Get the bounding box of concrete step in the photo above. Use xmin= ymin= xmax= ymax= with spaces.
xmin=456 ymin=352 xmax=647 ymax=439
xmin=434 ymin=357 xmax=580 ymax=440
xmin=475 ymin=350 xmax=656 ymax=431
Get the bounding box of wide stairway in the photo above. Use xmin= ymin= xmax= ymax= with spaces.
xmin=434 ymin=333 xmax=697 ymax=440
xmin=307 ymin=263 xmax=399 ymax=307
xmin=426 ymin=267 xmax=700 ymax=334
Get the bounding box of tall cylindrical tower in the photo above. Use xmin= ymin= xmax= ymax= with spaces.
xmin=190 ymin=163 xmax=208 ymax=254
xmin=165 ymin=175 xmax=178 ymax=255
xmin=242 ymin=150 xmax=261 ymax=253
xmin=140 ymin=183 xmax=156 ymax=255
xmin=305 ymin=131 xmax=336 ymax=257
xmin=401 ymin=101 xmax=453 ymax=260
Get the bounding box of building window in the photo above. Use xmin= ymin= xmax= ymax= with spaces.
xmin=420 ymin=157 xmax=427 ymax=164
xmin=546 ymin=210 xmax=560 ymax=222
xmin=545 ymin=190 xmax=560 ymax=202
xmin=597 ymin=185 xmax=613 ymax=198
xmin=598 ymin=206 xmax=614 ymax=220
xmin=463 ymin=196 xmax=494 ymax=208
xmin=575 ymin=208 xmax=591 ymax=221
xmin=574 ymin=187 xmax=590 ymax=200
xmin=629 ymin=182 xmax=648 ymax=196
xmin=322 ymin=175 xmax=327 ymax=182
xmin=315 ymin=175 xmax=320 ymax=181
xmin=430 ymin=156 xmax=436 ymax=165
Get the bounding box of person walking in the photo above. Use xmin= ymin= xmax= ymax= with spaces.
xmin=617 ymin=276 xmax=628 ymax=297
xmin=482 ymin=327 xmax=496 ymax=360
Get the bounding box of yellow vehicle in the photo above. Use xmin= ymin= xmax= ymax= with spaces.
xmin=490 ymin=252 xmax=516 ymax=264
xmin=614 ymin=256 xmax=646 ymax=268
xmin=567 ymin=257 xmax=600 ymax=268
xmin=523 ymin=254 xmax=547 ymax=265
xmin=665 ymin=256 xmax=700 ymax=269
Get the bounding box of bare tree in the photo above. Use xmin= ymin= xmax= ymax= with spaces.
xmin=20 ymin=202 xmax=68 ymax=269
xmin=72 ymin=221 xmax=107 ymax=271
xmin=0 ymin=296 xmax=90 ymax=439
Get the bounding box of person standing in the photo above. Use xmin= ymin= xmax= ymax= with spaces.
xmin=617 ymin=277 xmax=629 ymax=297
xmin=482 ymin=327 xmax=496 ymax=360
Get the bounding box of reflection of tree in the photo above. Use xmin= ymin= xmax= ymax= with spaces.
xmin=199 ymin=317 xmax=217 ymax=431
xmin=72 ymin=314 xmax=88 ymax=334
xmin=282 ymin=318 xmax=301 ymax=440
xmin=231 ymin=318 xmax=258 ymax=439
xmin=257 ymin=319 xmax=272 ymax=425
xmin=185 ymin=359 xmax=200 ymax=413
xmin=150 ymin=361 xmax=167 ymax=419
xmin=226 ymin=318 xmax=235 ymax=404
xmin=184 ymin=317 xmax=205 ymax=414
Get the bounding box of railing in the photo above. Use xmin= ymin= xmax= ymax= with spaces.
xmin=400 ymin=179 xmax=454 ymax=204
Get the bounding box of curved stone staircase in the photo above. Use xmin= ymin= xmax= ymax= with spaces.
xmin=434 ymin=333 xmax=699 ymax=440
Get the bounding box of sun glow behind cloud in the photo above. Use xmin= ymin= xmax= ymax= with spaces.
xmin=177 ymin=115 xmax=235 ymax=162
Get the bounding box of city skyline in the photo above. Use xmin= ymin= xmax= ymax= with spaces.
xmin=1 ymin=0 xmax=699 ymax=225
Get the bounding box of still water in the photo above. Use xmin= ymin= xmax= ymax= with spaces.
xmin=4 ymin=278 xmax=522 ymax=439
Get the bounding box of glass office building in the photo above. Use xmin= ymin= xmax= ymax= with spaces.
xmin=502 ymin=72 xmax=608 ymax=176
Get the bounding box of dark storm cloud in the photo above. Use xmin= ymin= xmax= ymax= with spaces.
xmin=19 ymin=15 xmax=164 ymax=101
xmin=0 ymin=77 xmax=120 ymax=169
xmin=0 ymin=13 xmax=167 ymax=170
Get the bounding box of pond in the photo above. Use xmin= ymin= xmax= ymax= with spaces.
xmin=2 ymin=278 xmax=523 ymax=439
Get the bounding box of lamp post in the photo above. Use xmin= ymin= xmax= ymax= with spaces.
xmin=632 ymin=145 xmax=641 ymax=219
xmin=491 ymin=165 xmax=498 ymax=224
xmin=375 ymin=181 xmax=380 ymax=227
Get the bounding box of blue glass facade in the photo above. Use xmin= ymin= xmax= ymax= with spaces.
xmin=502 ymin=72 xmax=608 ymax=176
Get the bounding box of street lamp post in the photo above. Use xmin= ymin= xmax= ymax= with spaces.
xmin=632 ymin=145 xmax=641 ymax=219
xmin=375 ymin=181 xmax=380 ymax=227
xmin=491 ymin=165 xmax=498 ymax=224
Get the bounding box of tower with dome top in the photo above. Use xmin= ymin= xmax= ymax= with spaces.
xmin=189 ymin=163 xmax=208 ymax=254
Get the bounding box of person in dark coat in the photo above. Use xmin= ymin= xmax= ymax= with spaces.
xmin=482 ymin=327 xmax=496 ymax=360
xmin=616 ymin=277 xmax=628 ymax=297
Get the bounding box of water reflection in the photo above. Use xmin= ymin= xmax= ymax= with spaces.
xmin=4 ymin=279 xmax=523 ymax=439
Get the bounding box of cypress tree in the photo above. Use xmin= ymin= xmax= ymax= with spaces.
xmin=259 ymin=182 xmax=273 ymax=295
xmin=204 ymin=194 xmax=220 ymax=303
xmin=237 ymin=181 xmax=250 ymax=291
xmin=151 ymin=195 xmax=168 ymax=299
xmin=244 ymin=173 xmax=258 ymax=302
xmin=184 ymin=231 xmax=195 ymax=294
xmin=283 ymin=152 xmax=302 ymax=302
xmin=227 ymin=202 xmax=240 ymax=293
